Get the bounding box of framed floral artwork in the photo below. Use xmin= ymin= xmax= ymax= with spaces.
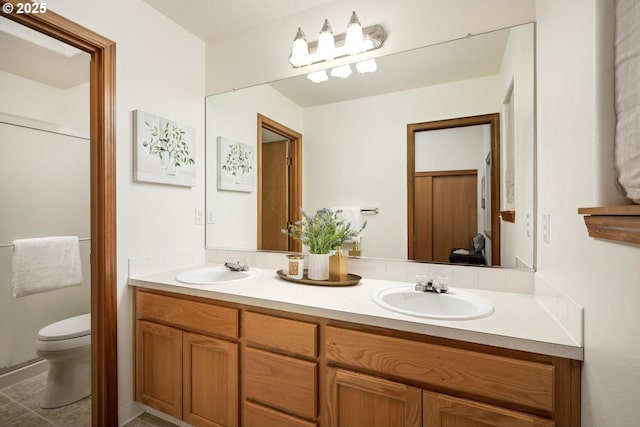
xmin=133 ymin=110 xmax=196 ymax=187
xmin=217 ymin=136 xmax=255 ymax=192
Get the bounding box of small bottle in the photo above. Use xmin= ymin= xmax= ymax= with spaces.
xmin=348 ymin=240 xmax=361 ymax=257
xmin=329 ymin=246 xmax=348 ymax=281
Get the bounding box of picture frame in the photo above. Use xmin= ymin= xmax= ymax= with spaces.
xmin=217 ymin=136 xmax=255 ymax=192
xmin=133 ymin=110 xmax=196 ymax=187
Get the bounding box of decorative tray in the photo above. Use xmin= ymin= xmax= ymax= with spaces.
xmin=276 ymin=269 xmax=361 ymax=287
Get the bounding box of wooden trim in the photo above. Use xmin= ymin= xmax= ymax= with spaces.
xmin=416 ymin=169 xmax=477 ymax=177
xmin=1 ymin=3 xmax=118 ymax=425
xmin=501 ymin=210 xmax=516 ymax=223
xmin=407 ymin=114 xmax=501 ymax=264
xmin=578 ymin=205 xmax=640 ymax=245
xmin=257 ymin=114 xmax=303 ymax=252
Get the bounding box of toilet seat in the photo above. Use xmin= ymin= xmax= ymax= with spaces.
xmin=38 ymin=313 xmax=91 ymax=341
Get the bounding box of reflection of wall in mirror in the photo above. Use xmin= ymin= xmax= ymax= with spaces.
xmin=497 ymin=25 xmax=535 ymax=268
xmin=206 ymin=85 xmax=303 ymax=250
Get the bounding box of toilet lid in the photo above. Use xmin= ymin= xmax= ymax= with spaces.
xmin=38 ymin=313 xmax=91 ymax=341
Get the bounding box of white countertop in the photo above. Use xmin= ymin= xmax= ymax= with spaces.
xmin=128 ymin=264 xmax=584 ymax=361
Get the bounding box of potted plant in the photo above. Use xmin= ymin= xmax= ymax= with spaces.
xmin=282 ymin=208 xmax=366 ymax=280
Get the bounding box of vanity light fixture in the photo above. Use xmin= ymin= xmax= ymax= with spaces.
xmin=289 ymin=11 xmax=387 ymax=68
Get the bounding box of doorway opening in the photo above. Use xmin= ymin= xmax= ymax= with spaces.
xmin=257 ymin=114 xmax=302 ymax=252
xmin=407 ymin=114 xmax=501 ymax=265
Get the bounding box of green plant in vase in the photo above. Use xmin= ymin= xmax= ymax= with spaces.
xmin=282 ymin=209 xmax=366 ymax=280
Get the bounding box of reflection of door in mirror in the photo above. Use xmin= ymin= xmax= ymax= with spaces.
xmin=257 ymin=114 xmax=302 ymax=252
xmin=408 ymin=114 xmax=501 ymax=266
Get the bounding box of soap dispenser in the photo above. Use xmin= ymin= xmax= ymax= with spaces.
xmin=329 ymin=246 xmax=348 ymax=281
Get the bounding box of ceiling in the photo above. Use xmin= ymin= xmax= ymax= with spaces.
xmin=142 ymin=0 xmax=336 ymax=41
xmin=0 ymin=17 xmax=89 ymax=89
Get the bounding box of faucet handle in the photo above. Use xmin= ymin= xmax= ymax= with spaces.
xmin=435 ymin=276 xmax=449 ymax=293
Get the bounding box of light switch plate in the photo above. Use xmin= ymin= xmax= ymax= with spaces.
xmin=206 ymin=208 xmax=214 ymax=224
xmin=195 ymin=208 xmax=204 ymax=225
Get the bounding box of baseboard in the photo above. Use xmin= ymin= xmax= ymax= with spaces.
xmin=118 ymin=401 xmax=144 ymax=427
xmin=0 ymin=359 xmax=48 ymax=389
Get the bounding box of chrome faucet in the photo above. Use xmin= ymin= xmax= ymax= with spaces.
xmin=414 ymin=275 xmax=449 ymax=293
xmin=224 ymin=260 xmax=250 ymax=272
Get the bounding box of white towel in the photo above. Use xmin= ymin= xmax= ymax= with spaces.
xmin=11 ymin=236 xmax=83 ymax=298
xmin=332 ymin=207 xmax=363 ymax=242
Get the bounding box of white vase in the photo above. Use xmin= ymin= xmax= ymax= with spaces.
xmin=307 ymin=253 xmax=330 ymax=281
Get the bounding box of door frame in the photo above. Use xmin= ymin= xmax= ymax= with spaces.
xmin=407 ymin=114 xmax=500 ymax=265
xmin=1 ymin=2 xmax=118 ymax=425
xmin=257 ymin=114 xmax=302 ymax=252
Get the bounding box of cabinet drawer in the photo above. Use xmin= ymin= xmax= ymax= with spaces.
xmin=244 ymin=311 xmax=318 ymax=357
xmin=244 ymin=347 xmax=317 ymax=420
xmin=136 ymin=290 xmax=238 ymax=339
xmin=244 ymin=401 xmax=318 ymax=427
xmin=325 ymin=326 xmax=554 ymax=414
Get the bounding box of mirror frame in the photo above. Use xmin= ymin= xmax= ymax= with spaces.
xmin=1 ymin=2 xmax=118 ymax=425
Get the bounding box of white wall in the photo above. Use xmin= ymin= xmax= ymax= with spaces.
xmin=206 ymin=0 xmax=535 ymax=94
xmin=0 ymin=70 xmax=90 ymax=133
xmin=41 ymin=0 xmax=206 ymax=420
xmin=536 ymin=0 xmax=640 ymax=425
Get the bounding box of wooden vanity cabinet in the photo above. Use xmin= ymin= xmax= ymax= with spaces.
xmin=135 ymin=290 xmax=239 ymax=427
xmin=134 ymin=288 xmax=580 ymax=427
xmin=242 ymin=311 xmax=319 ymax=427
xmin=324 ymin=326 xmax=580 ymax=427
xmin=326 ymin=367 xmax=422 ymax=427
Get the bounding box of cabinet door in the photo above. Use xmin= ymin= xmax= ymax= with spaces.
xmin=136 ymin=320 xmax=182 ymax=419
xmin=326 ymin=368 xmax=421 ymax=427
xmin=423 ymin=390 xmax=555 ymax=427
xmin=183 ymin=332 xmax=238 ymax=427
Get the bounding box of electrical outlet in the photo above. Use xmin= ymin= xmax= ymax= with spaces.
xmin=542 ymin=213 xmax=551 ymax=244
xmin=195 ymin=208 xmax=204 ymax=225
xmin=206 ymin=208 xmax=214 ymax=224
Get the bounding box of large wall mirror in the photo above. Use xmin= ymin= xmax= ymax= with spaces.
xmin=206 ymin=22 xmax=535 ymax=270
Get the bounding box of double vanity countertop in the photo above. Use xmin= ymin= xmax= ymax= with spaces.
xmin=129 ymin=264 xmax=584 ymax=361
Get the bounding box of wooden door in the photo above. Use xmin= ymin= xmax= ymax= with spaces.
xmin=423 ymin=390 xmax=554 ymax=427
xmin=183 ymin=332 xmax=238 ymax=427
xmin=326 ymin=368 xmax=421 ymax=427
xmin=261 ymin=140 xmax=289 ymax=251
xmin=414 ymin=171 xmax=477 ymax=262
xmin=135 ymin=320 xmax=182 ymax=419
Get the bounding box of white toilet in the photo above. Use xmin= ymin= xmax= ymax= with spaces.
xmin=34 ymin=313 xmax=91 ymax=408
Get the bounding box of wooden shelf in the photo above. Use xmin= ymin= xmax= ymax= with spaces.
xmin=500 ymin=210 xmax=515 ymax=223
xmin=578 ymin=205 xmax=640 ymax=245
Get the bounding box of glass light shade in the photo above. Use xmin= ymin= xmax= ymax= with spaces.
xmin=356 ymin=59 xmax=377 ymax=73
xmin=316 ymin=19 xmax=335 ymax=61
xmin=330 ymin=64 xmax=352 ymax=79
xmin=289 ymin=27 xmax=310 ymax=67
xmin=307 ymin=70 xmax=329 ymax=83
xmin=344 ymin=11 xmax=365 ymax=55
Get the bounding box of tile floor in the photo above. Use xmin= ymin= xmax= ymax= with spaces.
xmin=0 ymin=373 xmax=176 ymax=427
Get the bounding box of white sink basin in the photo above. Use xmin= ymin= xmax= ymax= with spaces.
xmin=373 ymin=285 xmax=494 ymax=320
xmin=176 ymin=266 xmax=259 ymax=285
